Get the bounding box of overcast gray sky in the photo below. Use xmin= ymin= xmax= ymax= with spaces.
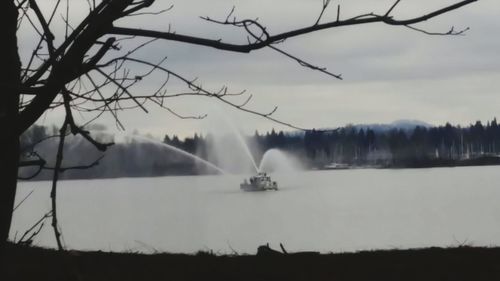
xmin=26 ymin=0 xmax=500 ymax=138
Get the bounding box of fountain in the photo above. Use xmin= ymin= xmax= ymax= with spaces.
xmin=20 ymin=125 xmax=303 ymax=181
xmin=200 ymin=110 xmax=304 ymax=177
xmin=259 ymin=148 xmax=303 ymax=173
xmin=216 ymin=114 xmax=303 ymax=175
xmin=222 ymin=118 xmax=260 ymax=173
xmin=97 ymin=111 xmax=303 ymax=178
xmin=201 ymin=111 xmax=260 ymax=174
xmin=133 ymin=135 xmax=300 ymax=178
xmin=129 ymin=135 xmax=227 ymax=175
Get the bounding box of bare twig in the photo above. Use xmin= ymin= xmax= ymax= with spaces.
xmin=315 ymin=0 xmax=332 ymax=26
xmin=17 ymin=211 xmax=52 ymax=246
xmin=12 ymin=189 xmax=34 ymax=212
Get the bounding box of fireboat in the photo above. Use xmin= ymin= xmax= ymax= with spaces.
xmin=240 ymin=172 xmax=278 ymax=191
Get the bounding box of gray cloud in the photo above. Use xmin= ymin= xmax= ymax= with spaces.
xmin=29 ymin=0 xmax=500 ymax=138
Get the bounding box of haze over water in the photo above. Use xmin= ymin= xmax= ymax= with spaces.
xmin=11 ymin=166 xmax=500 ymax=254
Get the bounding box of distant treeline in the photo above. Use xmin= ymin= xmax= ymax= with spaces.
xmin=164 ymin=119 xmax=500 ymax=168
xmin=18 ymin=119 xmax=500 ymax=180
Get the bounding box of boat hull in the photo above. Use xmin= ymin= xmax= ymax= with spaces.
xmin=240 ymin=183 xmax=278 ymax=192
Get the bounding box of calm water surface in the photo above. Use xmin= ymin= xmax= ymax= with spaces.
xmin=10 ymin=166 xmax=500 ymax=254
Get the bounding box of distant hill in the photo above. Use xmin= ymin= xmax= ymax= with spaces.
xmin=353 ymin=119 xmax=434 ymax=132
xmin=302 ymin=119 xmax=434 ymax=134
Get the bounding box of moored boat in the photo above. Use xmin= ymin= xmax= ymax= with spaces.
xmin=323 ymin=162 xmax=350 ymax=170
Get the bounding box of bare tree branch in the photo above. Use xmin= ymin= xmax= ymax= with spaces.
xmin=10 ymin=0 xmax=478 ymax=254
xmin=50 ymin=119 xmax=67 ymax=251
xmin=109 ymin=0 xmax=476 ymax=54
xmin=16 ymin=211 xmax=52 ymax=246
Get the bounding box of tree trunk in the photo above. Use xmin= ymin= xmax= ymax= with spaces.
xmin=0 ymin=0 xmax=21 ymax=257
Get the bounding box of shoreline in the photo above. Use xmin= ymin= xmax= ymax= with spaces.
xmin=319 ymin=155 xmax=500 ymax=171
xmin=19 ymin=160 xmax=500 ymax=182
xmin=4 ymin=243 xmax=500 ymax=280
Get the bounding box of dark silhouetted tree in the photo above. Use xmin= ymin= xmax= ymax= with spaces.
xmin=0 ymin=0 xmax=477 ymax=256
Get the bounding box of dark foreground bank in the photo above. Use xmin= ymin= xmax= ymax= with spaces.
xmin=3 ymin=243 xmax=500 ymax=281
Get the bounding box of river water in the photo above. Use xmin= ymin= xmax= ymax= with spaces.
xmin=10 ymin=166 xmax=500 ymax=254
